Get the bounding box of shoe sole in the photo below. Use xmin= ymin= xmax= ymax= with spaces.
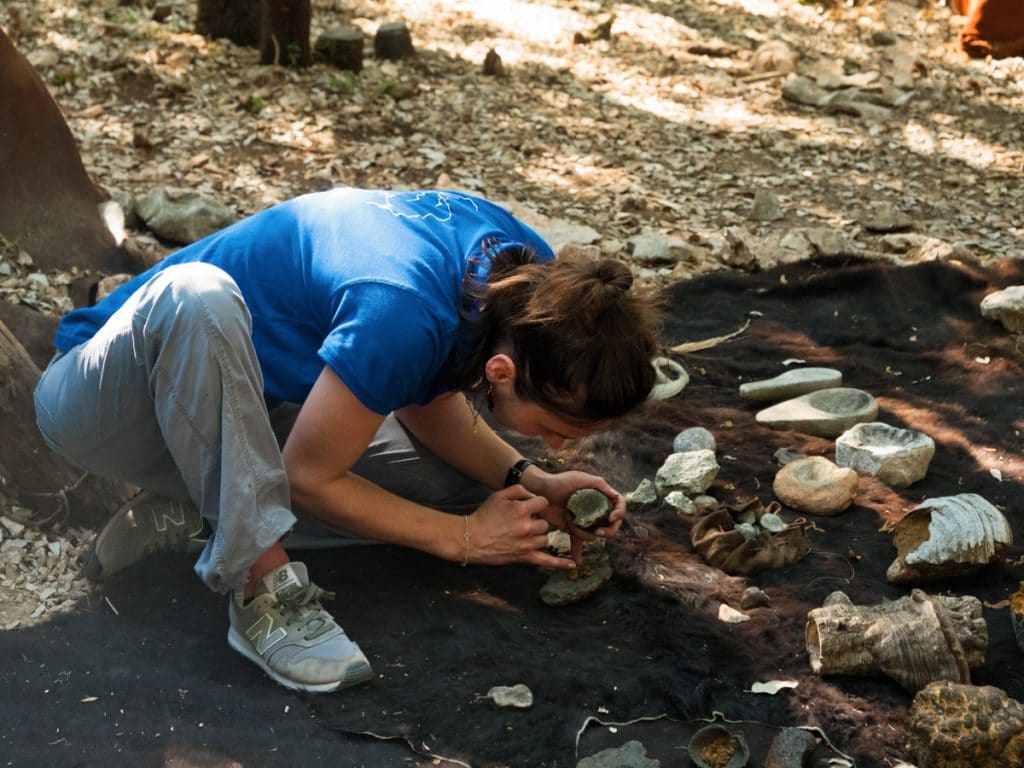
xmin=227 ymin=627 xmax=375 ymax=693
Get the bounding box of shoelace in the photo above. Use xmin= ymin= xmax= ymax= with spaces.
xmin=276 ymin=582 xmax=337 ymax=641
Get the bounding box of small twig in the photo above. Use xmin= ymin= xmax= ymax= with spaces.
xmin=104 ymin=596 xmax=119 ymax=616
xmin=736 ymin=69 xmax=789 ymax=84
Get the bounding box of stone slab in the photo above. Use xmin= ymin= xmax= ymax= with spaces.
xmin=739 ymin=367 xmax=843 ymax=402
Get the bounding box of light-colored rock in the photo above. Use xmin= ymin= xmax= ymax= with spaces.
xmin=487 ymin=683 xmax=534 ymax=709
xmin=672 ymin=427 xmax=715 ymax=454
xmin=628 ymin=232 xmax=698 ymax=264
xmin=836 ymin=422 xmax=934 ymax=486
xmin=739 ymin=367 xmax=843 ymax=402
xmin=751 ymin=40 xmax=798 ymax=73
xmin=887 ymin=493 xmax=1013 ymax=584
xmin=756 ymin=387 xmax=878 ymax=438
xmin=625 ymin=478 xmax=658 ymax=511
xmin=773 ymin=456 xmax=859 ymax=516
xmin=805 ymin=227 xmax=857 ymax=257
xmin=781 ymin=74 xmax=829 ymax=107
xmin=137 ymin=187 xmax=235 ymax=244
xmin=664 ymin=491 xmax=695 ymax=515
xmin=655 ymin=450 xmax=719 ymax=496
xmin=981 ymin=285 xmax=1024 ymax=334
xmin=860 ymin=204 xmax=913 ymax=233
xmin=750 ymin=189 xmax=783 ymax=222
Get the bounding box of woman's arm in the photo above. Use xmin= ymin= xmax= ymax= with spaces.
xmin=396 ymin=391 xmax=627 ymax=558
xmin=282 ymin=367 xmax=574 ymax=569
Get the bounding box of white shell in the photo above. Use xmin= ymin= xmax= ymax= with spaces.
xmin=903 ymin=494 xmax=1012 ymax=566
xmin=647 ymin=356 xmax=689 ymax=400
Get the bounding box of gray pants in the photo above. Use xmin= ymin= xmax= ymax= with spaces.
xmin=33 ymin=263 xmax=487 ymax=594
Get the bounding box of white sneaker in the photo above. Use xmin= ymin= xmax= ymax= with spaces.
xmin=227 ymin=562 xmax=374 ymax=693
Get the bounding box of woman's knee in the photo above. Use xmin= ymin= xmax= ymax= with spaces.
xmin=152 ymin=263 xmax=251 ymax=335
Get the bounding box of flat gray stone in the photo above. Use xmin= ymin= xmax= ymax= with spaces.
xmin=750 ymin=189 xmax=783 ymax=222
xmin=672 ymin=426 xmax=716 ymax=453
xmin=540 ymin=550 xmax=613 ymax=607
xmin=740 ymin=367 xmax=843 ymax=402
xmin=655 ymin=450 xmax=719 ymax=495
xmin=765 ymin=727 xmax=818 ymax=768
xmin=836 ymin=421 xmax=935 ymax=487
xmin=137 ymin=187 xmax=235 ymax=244
xmin=577 ymin=740 xmax=660 ymax=768
xmin=625 ymin=478 xmax=658 ymax=511
xmin=981 ymin=285 xmax=1024 ymax=334
xmin=756 ymin=387 xmax=878 ymax=438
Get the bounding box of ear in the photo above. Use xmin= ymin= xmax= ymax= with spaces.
xmin=484 ymin=354 xmax=516 ymax=386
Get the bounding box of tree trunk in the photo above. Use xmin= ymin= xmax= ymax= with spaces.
xmin=196 ymin=0 xmax=261 ymax=47
xmin=259 ymin=0 xmax=311 ymax=67
xmin=0 ymin=320 xmax=126 ymax=527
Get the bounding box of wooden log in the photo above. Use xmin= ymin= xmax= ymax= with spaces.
xmin=314 ymin=26 xmax=364 ymax=73
xmin=0 ymin=320 xmax=125 ymax=526
xmin=805 ymin=589 xmax=988 ymax=693
xmin=259 ymin=0 xmax=312 ymax=67
xmin=196 ymin=0 xmax=261 ymax=47
xmin=374 ymin=21 xmax=414 ymax=60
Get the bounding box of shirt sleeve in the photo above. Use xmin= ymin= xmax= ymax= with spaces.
xmin=318 ymin=281 xmax=454 ymax=415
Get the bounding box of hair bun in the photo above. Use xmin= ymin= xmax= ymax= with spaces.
xmin=593 ymin=259 xmax=633 ymax=294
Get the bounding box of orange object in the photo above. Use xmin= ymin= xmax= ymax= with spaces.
xmin=952 ymin=0 xmax=1024 ymax=59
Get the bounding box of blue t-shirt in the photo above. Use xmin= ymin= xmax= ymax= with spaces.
xmin=55 ymin=188 xmax=554 ymax=414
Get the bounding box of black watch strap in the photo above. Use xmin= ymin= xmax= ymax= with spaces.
xmin=504 ymin=458 xmax=535 ymax=488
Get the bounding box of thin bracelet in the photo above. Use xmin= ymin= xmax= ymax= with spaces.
xmin=461 ymin=514 xmax=471 ymax=567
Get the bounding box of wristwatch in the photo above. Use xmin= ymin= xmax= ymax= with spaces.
xmin=504 ymin=458 xmax=535 ymax=488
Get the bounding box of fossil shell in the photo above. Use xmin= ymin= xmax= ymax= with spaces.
xmin=647 ymin=355 xmax=689 ymax=400
xmin=806 ymin=589 xmax=988 ymax=693
xmin=887 ymin=494 xmax=1013 ymax=584
xmin=907 ymin=682 xmax=1024 ymax=768
xmin=835 ymin=421 xmax=935 ymax=487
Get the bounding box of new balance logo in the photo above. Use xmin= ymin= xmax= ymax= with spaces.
xmin=246 ymin=614 xmax=287 ymax=655
xmin=151 ymin=501 xmax=186 ymax=533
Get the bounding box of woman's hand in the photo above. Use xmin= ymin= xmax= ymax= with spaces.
xmin=465 ymin=486 xmax=576 ymax=570
xmin=518 ymin=468 xmax=625 ymax=565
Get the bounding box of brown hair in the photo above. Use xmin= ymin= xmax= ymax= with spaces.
xmin=451 ymin=245 xmax=662 ymax=424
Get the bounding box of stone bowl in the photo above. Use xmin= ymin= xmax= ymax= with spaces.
xmin=756 ymin=387 xmax=878 ymax=438
xmin=773 ymin=456 xmax=859 ymax=516
xmin=836 ymin=421 xmax=935 ymax=487
xmin=687 ymin=724 xmax=750 ymax=768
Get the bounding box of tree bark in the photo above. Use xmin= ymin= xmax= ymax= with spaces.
xmin=0 ymin=320 xmax=126 ymax=527
xmin=259 ymin=0 xmax=311 ymax=67
xmin=314 ymin=26 xmax=364 ymax=73
xmin=374 ymin=21 xmax=415 ymax=60
xmin=196 ymin=0 xmax=261 ymax=47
